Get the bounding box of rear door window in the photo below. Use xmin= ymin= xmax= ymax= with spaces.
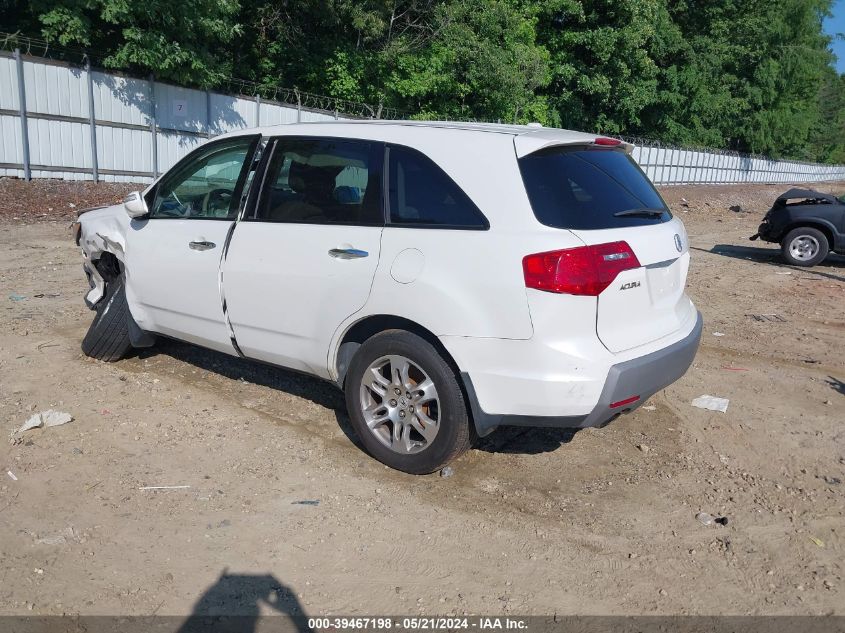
xmin=255 ymin=137 xmax=383 ymax=226
xmin=518 ymin=147 xmax=671 ymax=230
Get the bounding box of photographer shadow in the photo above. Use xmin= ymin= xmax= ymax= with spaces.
xmin=177 ymin=570 xmax=312 ymax=633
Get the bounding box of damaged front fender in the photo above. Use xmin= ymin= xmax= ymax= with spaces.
xmin=76 ymin=203 xmax=156 ymax=349
xmin=76 ymin=204 xmax=130 ymax=308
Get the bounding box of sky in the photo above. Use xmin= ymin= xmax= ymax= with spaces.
xmin=826 ymin=0 xmax=845 ymax=72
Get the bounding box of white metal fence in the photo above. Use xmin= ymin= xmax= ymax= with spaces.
xmin=2 ymin=50 xmax=845 ymax=185
xmin=628 ymin=143 xmax=845 ymax=185
xmin=0 ymin=50 xmax=349 ymax=183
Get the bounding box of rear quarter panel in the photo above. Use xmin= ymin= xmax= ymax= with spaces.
xmin=328 ymin=130 xmax=578 ymax=376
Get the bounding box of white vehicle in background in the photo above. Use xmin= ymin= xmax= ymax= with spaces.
xmin=74 ymin=121 xmax=702 ymax=474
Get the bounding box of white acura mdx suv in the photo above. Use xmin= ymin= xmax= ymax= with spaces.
xmin=75 ymin=121 xmax=702 ymax=474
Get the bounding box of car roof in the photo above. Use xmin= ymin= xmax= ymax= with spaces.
xmin=215 ymin=120 xmax=623 ymax=155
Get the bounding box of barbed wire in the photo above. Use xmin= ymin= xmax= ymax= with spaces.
xmin=0 ymin=30 xmax=842 ymax=168
xmin=0 ymin=31 xmax=409 ymax=120
xmin=616 ymin=135 xmax=840 ymax=168
xmin=0 ymin=30 xmax=91 ymax=61
xmin=220 ymin=77 xmax=407 ymax=120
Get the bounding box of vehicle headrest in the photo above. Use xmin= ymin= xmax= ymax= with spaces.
xmin=288 ymin=161 xmax=343 ymax=196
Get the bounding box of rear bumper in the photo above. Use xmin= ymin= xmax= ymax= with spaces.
xmin=461 ymin=311 xmax=703 ymax=436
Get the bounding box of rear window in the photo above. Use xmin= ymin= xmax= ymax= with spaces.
xmin=518 ymin=147 xmax=671 ymax=230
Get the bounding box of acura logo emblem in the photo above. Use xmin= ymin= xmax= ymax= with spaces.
xmin=674 ymin=234 xmax=683 ymax=252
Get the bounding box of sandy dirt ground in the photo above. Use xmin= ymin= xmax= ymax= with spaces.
xmin=0 ymin=180 xmax=843 ymax=618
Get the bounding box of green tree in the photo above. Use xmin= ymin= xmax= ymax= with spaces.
xmin=229 ymin=0 xmax=551 ymax=122
xmin=737 ymin=0 xmax=835 ymax=158
xmin=653 ymin=0 xmax=835 ymax=157
xmin=536 ymin=0 xmax=668 ymax=134
xmin=6 ymin=0 xmax=241 ymax=86
xmin=388 ymin=0 xmax=553 ymax=122
xmin=812 ymin=68 xmax=845 ymax=162
xmin=2 ymin=0 xmax=844 ymax=162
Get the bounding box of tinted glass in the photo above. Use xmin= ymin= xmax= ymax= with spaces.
xmin=388 ymin=146 xmax=488 ymax=229
xmin=518 ymin=148 xmax=671 ymax=230
xmin=151 ymin=137 xmax=255 ymax=219
xmin=257 ymin=138 xmax=383 ymax=225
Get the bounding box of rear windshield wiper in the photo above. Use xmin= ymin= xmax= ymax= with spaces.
xmin=613 ymin=207 xmax=666 ymax=217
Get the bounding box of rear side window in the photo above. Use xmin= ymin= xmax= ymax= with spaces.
xmin=388 ymin=146 xmax=488 ymax=229
xmin=256 ymin=137 xmax=383 ymax=225
xmin=518 ymin=148 xmax=671 ymax=230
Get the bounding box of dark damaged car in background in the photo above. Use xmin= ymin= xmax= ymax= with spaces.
xmin=751 ymin=188 xmax=845 ymax=267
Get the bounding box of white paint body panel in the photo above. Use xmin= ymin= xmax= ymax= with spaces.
xmin=569 ymin=217 xmax=695 ymax=353
xmin=441 ymin=301 xmax=699 ymax=417
xmin=124 ymin=219 xmax=235 ymax=354
xmin=223 ymin=223 xmax=383 ymax=376
xmin=78 ymin=121 xmax=701 ymax=422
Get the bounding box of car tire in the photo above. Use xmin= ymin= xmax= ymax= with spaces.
xmin=81 ymin=274 xmax=134 ymax=361
xmin=344 ymin=330 xmax=473 ymax=474
xmin=781 ymin=227 xmax=829 ymax=267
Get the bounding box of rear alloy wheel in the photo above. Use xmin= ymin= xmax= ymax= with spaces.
xmin=781 ymin=227 xmax=829 ymax=267
xmin=360 ymin=354 xmax=441 ymax=454
xmin=345 ymin=331 xmax=473 ymax=474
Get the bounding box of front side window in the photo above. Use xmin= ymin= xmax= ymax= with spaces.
xmin=388 ymin=146 xmax=488 ymax=229
xmin=150 ymin=136 xmax=257 ymax=219
xmin=518 ymin=147 xmax=671 ymax=230
xmin=256 ymin=137 xmax=383 ymax=225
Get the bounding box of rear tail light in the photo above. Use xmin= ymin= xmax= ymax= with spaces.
xmin=522 ymin=241 xmax=640 ymax=296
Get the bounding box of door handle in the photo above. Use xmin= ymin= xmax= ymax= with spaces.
xmin=328 ymin=248 xmax=368 ymax=259
xmin=189 ymin=240 xmax=216 ymax=251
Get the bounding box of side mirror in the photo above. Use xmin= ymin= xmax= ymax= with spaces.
xmin=124 ymin=191 xmax=149 ymax=219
